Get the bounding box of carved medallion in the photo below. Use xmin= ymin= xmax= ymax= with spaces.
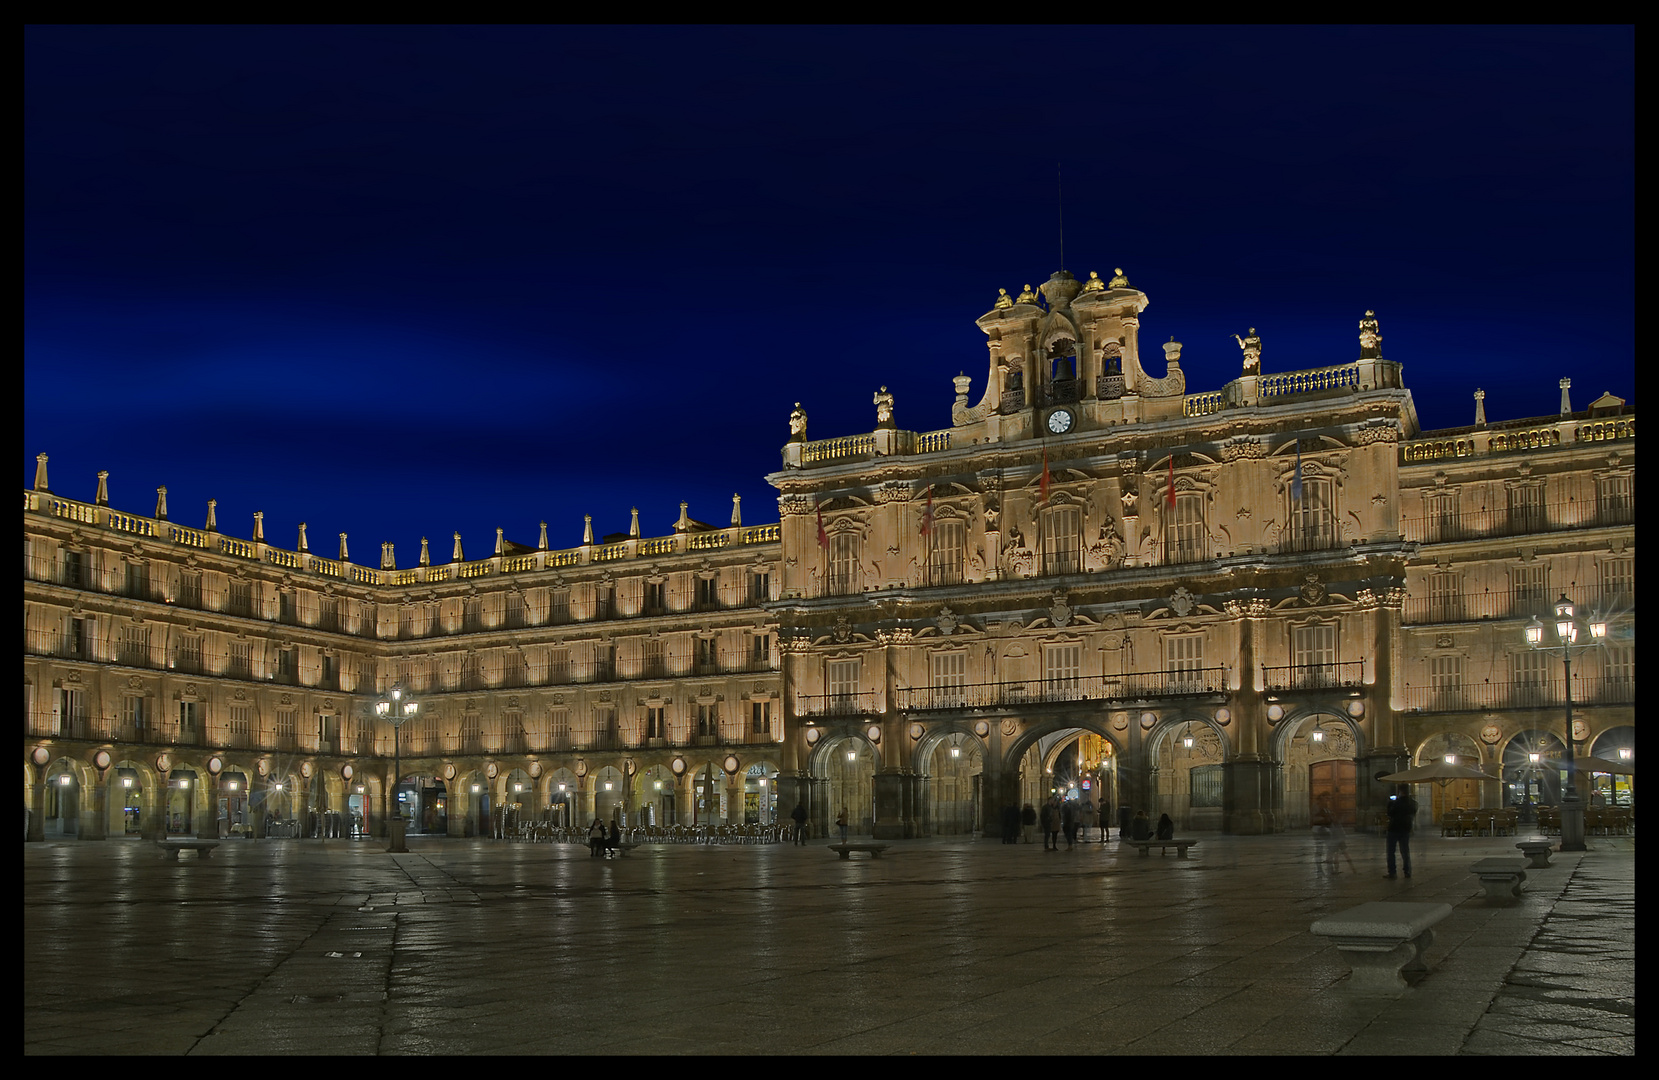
xmin=1049 ymin=592 xmax=1073 ymax=628
xmin=1169 ymin=587 xmax=1195 ymax=617
xmin=936 ymin=605 xmax=960 ymax=636
xmin=1300 ymin=574 xmax=1326 ymax=606
xmin=1480 ymin=723 xmax=1501 ymax=745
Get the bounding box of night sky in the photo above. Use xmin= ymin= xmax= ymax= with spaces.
xmin=24 ymin=26 xmax=1634 ymax=561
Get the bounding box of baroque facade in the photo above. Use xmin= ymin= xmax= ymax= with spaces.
xmin=24 ymin=268 xmax=1636 ymax=842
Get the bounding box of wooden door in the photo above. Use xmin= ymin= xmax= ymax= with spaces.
xmin=1309 ymin=760 xmax=1357 ymax=828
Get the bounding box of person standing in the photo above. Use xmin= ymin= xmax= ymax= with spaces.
xmin=1385 ymin=788 xmax=1417 ymax=879
xmin=790 ymin=802 xmax=809 ymax=845
xmin=1040 ymin=798 xmax=1061 ymax=851
xmin=1021 ymin=802 xmax=1037 ymax=845
xmin=1062 ymin=799 xmax=1079 ymax=849
xmin=836 ymin=808 xmax=849 ymax=845
xmin=587 ymin=817 xmax=606 ymax=857
xmin=1080 ymin=798 xmax=1094 ymax=842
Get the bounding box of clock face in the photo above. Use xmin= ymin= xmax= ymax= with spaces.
xmin=1047 ymin=408 xmax=1074 ymax=434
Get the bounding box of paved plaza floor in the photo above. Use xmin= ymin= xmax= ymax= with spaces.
xmin=24 ymin=828 xmax=1634 ymax=1056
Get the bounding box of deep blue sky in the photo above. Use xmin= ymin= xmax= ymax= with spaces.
xmin=25 ymin=26 xmax=1634 ymax=559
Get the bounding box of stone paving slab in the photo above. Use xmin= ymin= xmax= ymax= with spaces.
xmin=24 ymin=830 xmax=1634 ymax=1055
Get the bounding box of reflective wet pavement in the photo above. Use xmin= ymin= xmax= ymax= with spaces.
xmin=24 ymin=830 xmax=1634 ymax=1055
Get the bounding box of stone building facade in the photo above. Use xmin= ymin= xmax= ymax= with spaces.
xmin=23 ymin=267 xmax=1635 ymax=842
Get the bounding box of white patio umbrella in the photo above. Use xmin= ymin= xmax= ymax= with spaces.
xmin=1540 ymin=755 xmax=1634 ymax=775
xmin=1378 ymin=760 xmax=1498 ymax=787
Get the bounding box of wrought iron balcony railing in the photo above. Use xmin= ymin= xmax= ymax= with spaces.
xmin=886 ymin=668 xmax=1230 ymax=713
xmin=1260 ymin=661 xmax=1366 ymax=692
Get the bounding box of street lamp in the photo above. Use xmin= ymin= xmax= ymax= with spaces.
xmin=1525 ymin=594 xmax=1607 ymax=852
xmin=375 ymin=682 xmax=418 ymax=851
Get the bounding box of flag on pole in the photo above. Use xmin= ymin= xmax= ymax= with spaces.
xmin=815 ymin=501 xmax=828 ymax=549
xmin=1292 ymin=439 xmax=1304 ymax=502
xmin=1039 ymin=448 xmax=1051 ymax=504
xmin=919 ymin=485 xmax=934 ymax=537
xmin=1166 ymin=451 xmax=1177 ymax=509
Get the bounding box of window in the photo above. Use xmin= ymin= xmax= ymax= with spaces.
xmin=551 ymin=589 xmax=571 ymax=624
xmin=1598 ymin=559 xmax=1633 ymax=607
xmin=645 ymin=707 xmax=665 ymax=740
xmin=1596 ymin=474 xmax=1633 ymax=523
xmin=827 ymin=660 xmax=860 ymax=711
xmin=319 ymin=598 xmax=340 ymax=631
xmin=645 ymin=581 xmax=666 ymax=614
xmin=61 ymin=549 xmax=86 ymax=588
xmin=463 ymin=598 xmax=483 ymax=632
xmin=123 ymin=695 xmax=148 ymax=735
xmin=930 ymin=520 xmax=966 ymax=585
xmin=1602 ymin=645 xmax=1633 ymax=697
xmin=643 ymin=639 xmax=667 ymax=678
xmin=175 ymin=635 xmax=203 ymax=674
xmin=1510 ymin=564 xmax=1550 ymax=617
xmin=180 ymin=571 xmax=203 ymax=609
xmin=751 ymin=700 xmax=772 ymax=736
xmin=64 ymin=617 xmax=89 ymax=660
xmin=321 ymin=653 xmax=337 ymax=690
xmin=1189 ymin=765 xmax=1223 ymax=808
xmin=1042 ymin=505 xmax=1081 ymax=576
xmin=228 ymin=580 xmax=253 ymax=617
xmin=228 ymin=706 xmax=251 ymax=738
xmin=1292 ymin=625 xmax=1337 ymax=686
xmin=1290 ymin=478 xmax=1335 ymax=551
xmin=125 ymin=561 xmax=149 ymax=599
xmin=749 ymin=572 xmax=770 ymax=604
xmin=929 ymin=651 xmax=968 ymax=707
xmin=827 ymin=534 xmax=861 ymax=596
xmin=1427 ymin=572 xmax=1463 ymax=622
xmin=695 ymin=577 xmax=719 ymax=610
xmin=697 ymin=702 xmax=718 ymax=737
xmin=751 ymin=634 xmax=772 ymax=669
xmin=696 ymin=636 xmax=719 ymax=671
xmin=595 ymin=708 xmax=618 ymax=747
xmin=119 ymin=626 xmax=149 ymax=666
xmin=549 ymin=708 xmax=571 ymax=744
xmin=1044 ymin=644 xmax=1082 ymax=699
xmin=1507 ymin=484 xmax=1545 ymax=534
xmin=1166 ymin=635 xmax=1203 ymax=688
xmin=178 ymin=700 xmax=200 ymax=737
xmin=594 ymin=644 xmax=615 ymax=681
xmin=1512 ymin=650 xmax=1551 ymax=705
xmin=276 ymin=648 xmax=298 ymax=683
xmin=1429 ymin=655 xmax=1463 ymax=706
xmin=279 ymin=590 xmax=297 ymax=625
xmin=1168 ymin=493 xmax=1206 ymax=564
xmin=275 ymin=708 xmax=297 ymax=742
xmin=549 ymin=648 xmax=570 ymax=684
xmin=56 ymin=688 xmax=86 ymax=736
xmin=1424 ymin=491 xmax=1459 ymax=542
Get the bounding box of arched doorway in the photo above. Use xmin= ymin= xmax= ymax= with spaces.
xmin=919 ymin=731 xmax=983 ymax=836
xmin=1503 ymin=730 xmax=1568 ymax=812
xmin=819 ymin=737 xmax=876 ymax=838
xmin=1277 ymin=712 xmax=1359 ymax=829
xmin=165 ymin=769 xmax=199 ymax=835
xmin=44 ymin=759 xmax=80 ymax=836
xmin=502 ymin=768 xmax=534 ymax=836
xmin=594 ymin=766 xmax=625 ymax=826
xmin=638 ymin=765 xmax=675 ymax=827
xmin=111 ymin=763 xmax=147 ymax=836
xmin=547 ymin=769 xmax=578 ymax=828
xmin=1412 ymin=732 xmax=1490 ymax=819
xmin=1003 ymin=721 xmax=1121 ymax=839
xmin=1588 ymin=726 xmax=1635 ymax=807
xmin=1146 ymin=718 xmax=1229 ymax=832
xmin=220 ymin=771 xmax=251 ymax=837
xmin=688 ymin=761 xmax=724 ymax=828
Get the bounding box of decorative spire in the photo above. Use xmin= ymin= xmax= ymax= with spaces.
xmin=452 ymin=532 xmax=464 ymax=563
xmin=381 ymin=542 xmax=396 ymax=570
xmin=205 ymin=499 xmax=218 ymax=532
xmin=583 ymin=515 xmax=594 ymax=545
xmin=1081 ymin=271 xmax=1104 ymax=292
xmin=252 ymin=511 xmax=264 ymax=542
xmin=1108 ymin=268 xmax=1129 ymax=288
xmin=994 ymin=287 xmax=1014 ymax=309
xmin=419 ymin=537 xmax=430 ymax=566
xmin=676 ymin=502 xmax=691 ymax=532
xmin=495 ymin=528 xmax=505 ymax=555
xmin=629 ymin=508 xmax=641 ymax=538
xmin=296 ymin=522 xmax=308 ymax=552
xmin=538 ymin=521 xmax=548 ymax=550
xmin=155 ymin=486 xmax=168 ymax=521
xmin=1474 ymin=389 xmax=1487 ymax=427
xmin=1559 ymin=377 xmax=1573 ymax=416
xmin=33 ymin=453 xmax=48 ymax=493
xmin=730 ymin=494 xmax=742 ymax=527
xmin=95 ymin=470 xmax=109 ymax=506
xmin=338 ymin=532 xmax=349 ymax=562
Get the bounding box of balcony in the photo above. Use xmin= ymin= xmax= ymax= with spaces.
xmin=1404 ymin=676 xmax=1633 ymax=713
xmin=885 ymin=668 xmax=1230 ymax=713
xmin=1404 ymin=500 xmax=1634 ymax=544
xmin=1261 ymin=662 xmax=1366 ymax=692
xmin=795 ymin=691 xmax=882 ymax=718
xmin=1402 ymin=591 xmax=1577 ymax=625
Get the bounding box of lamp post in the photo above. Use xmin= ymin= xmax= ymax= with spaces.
xmin=1525 ymin=594 xmax=1607 ymax=852
xmin=376 ymin=683 xmax=418 ymax=852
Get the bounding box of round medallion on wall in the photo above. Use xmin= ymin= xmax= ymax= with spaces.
xmin=723 ymin=755 xmax=740 ymax=775
xmin=1480 ymin=723 xmax=1502 ymax=745
xmin=805 ymin=728 xmax=820 ymax=745
xmin=486 ymin=762 xmax=499 ymax=780
xmin=1140 ymin=712 xmax=1157 ymax=729
xmin=341 ymin=764 xmax=353 ymax=781
xmin=574 ymin=759 xmax=586 ymax=778
xmin=1046 ymin=407 xmax=1076 ymax=435
xmin=1347 ymin=700 xmax=1365 ymax=718
xmin=32 ymin=747 xmax=50 ymax=767
xmin=1214 ymin=708 xmax=1231 ymax=726
xmin=974 ymin=720 xmax=990 ymax=738
xmin=1111 ymin=716 xmax=1128 ymax=732
xmin=1266 ymin=704 xmax=1284 ymax=722
xmin=909 ymin=722 xmax=925 ymax=741
xmin=300 ymin=761 xmax=312 ymax=779
xmin=156 ymin=752 xmax=171 ymax=773
xmin=257 ymin=758 xmax=269 ymax=776
xmin=444 ymin=762 xmax=457 ymax=780
xmin=528 ymin=761 xmax=542 ymax=778
xmin=207 ymin=756 xmax=223 ymax=775
xmin=93 ymin=750 xmax=111 ymax=771
xmin=1571 ymin=719 xmax=1589 ymax=742
xmin=866 ymin=724 xmax=882 ymax=744
xmin=671 ymin=756 xmax=687 ymax=775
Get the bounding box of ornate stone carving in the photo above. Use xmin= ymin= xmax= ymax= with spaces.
xmin=832 ymin=616 xmax=853 ymax=644
xmin=1221 ymin=437 xmax=1266 ymax=462
xmin=1232 ymin=328 xmax=1262 ymax=374
xmin=1049 ymin=592 xmax=1073 ymax=628
xmin=936 ymin=606 xmax=960 ymax=636
xmin=874 ymin=482 xmax=909 ymax=505
xmin=1356 ymin=420 xmax=1400 ymax=445
xmin=1435 ymin=634 xmax=1454 ymax=649
xmin=1358 ymin=310 xmax=1382 ymax=359
xmin=788 ymin=403 xmax=808 ymax=441
xmin=1300 ymin=574 xmax=1326 ymax=606
xmin=1088 ymin=521 xmax=1125 ymax=570
xmin=1354 ymin=588 xmax=1379 ymax=609
xmin=1169 ymin=587 xmax=1195 ymax=617
xmin=875 ymin=627 xmax=913 ymax=646
xmin=778 ymin=495 xmax=813 ymax=517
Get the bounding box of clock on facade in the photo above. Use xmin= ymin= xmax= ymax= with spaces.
xmin=1046 ymin=408 xmax=1075 ymax=435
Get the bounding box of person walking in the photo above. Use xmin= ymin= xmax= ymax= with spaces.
xmin=790 ymin=802 xmax=808 ymax=845
xmin=1021 ymin=802 xmax=1037 ymax=845
xmin=1098 ymin=801 xmax=1111 ymax=843
xmin=1040 ymin=798 xmax=1061 ymax=851
xmin=605 ymin=819 xmax=621 ymax=859
xmin=1326 ymin=812 xmax=1357 ymax=874
xmin=1062 ymin=799 xmax=1079 ymax=849
xmin=1385 ymin=788 xmax=1417 ymax=879
xmin=836 ymin=808 xmax=849 ymax=845
xmin=587 ymin=817 xmax=606 ymax=857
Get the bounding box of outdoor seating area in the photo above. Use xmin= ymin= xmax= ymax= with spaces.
xmin=506 ymin=822 xmax=794 ymax=845
xmin=1535 ymin=807 xmax=1634 ymax=836
xmin=1438 ymin=809 xmax=1520 ymax=837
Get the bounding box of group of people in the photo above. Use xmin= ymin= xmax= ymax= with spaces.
xmin=586 ymin=817 xmax=621 ymax=858
xmin=998 ymin=798 xmax=1176 ymax=847
xmin=1313 ymin=788 xmax=1418 ymax=878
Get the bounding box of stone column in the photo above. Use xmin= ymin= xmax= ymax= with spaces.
xmin=27 ymin=762 xmax=46 ymax=842
xmin=577 ymin=776 xmax=595 ymax=828
xmin=1359 ymin=591 xmax=1412 ymax=830
xmin=810 ymin=775 xmax=832 ymax=839
xmin=1224 ymin=614 xmax=1273 ymax=834
xmin=725 ymin=770 xmax=745 ymax=827
xmin=914 ymin=772 xmax=932 ymax=838
xmin=87 ymin=772 xmax=108 ymax=840
xmin=197 ymin=772 xmax=219 ymax=839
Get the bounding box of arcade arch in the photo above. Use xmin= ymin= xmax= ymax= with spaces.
xmin=914 ymin=729 xmax=984 ymax=836
xmin=815 ymin=735 xmax=878 ymax=838
xmin=1410 ymin=731 xmax=1494 ymax=817
xmin=1271 ymin=709 xmax=1363 ymax=830
xmin=1587 ymin=726 xmax=1635 ymax=807
xmin=1144 ymin=714 xmax=1231 ymax=831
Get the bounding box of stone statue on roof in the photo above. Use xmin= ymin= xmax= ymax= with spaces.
xmin=1233 ymin=328 xmax=1262 ymax=375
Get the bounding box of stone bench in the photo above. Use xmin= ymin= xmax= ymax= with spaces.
xmin=1311 ymin=900 xmax=1454 ymax=993
xmin=1126 ymin=839 xmax=1198 ymax=858
xmin=828 ymin=843 xmax=890 ymax=860
xmin=1471 ymin=859 xmax=1528 ymax=903
xmin=1515 ymin=841 xmax=1554 ymax=869
xmin=604 ymin=842 xmax=640 ymax=858
xmin=155 ymin=839 xmax=221 ymax=861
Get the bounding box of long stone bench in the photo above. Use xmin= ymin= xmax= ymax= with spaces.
xmin=155 ymin=839 xmax=221 ymax=861
xmin=1471 ymin=859 xmax=1528 ymax=903
xmin=1310 ymin=900 xmax=1453 ymax=992
xmin=828 ymin=843 xmax=890 ymax=860
xmin=1514 ymin=841 xmax=1554 ymax=869
xmin=1125 ymin=839 xmax=1198 ymax=858
xmin=604 ymin=842 xmax=640 ymax=858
